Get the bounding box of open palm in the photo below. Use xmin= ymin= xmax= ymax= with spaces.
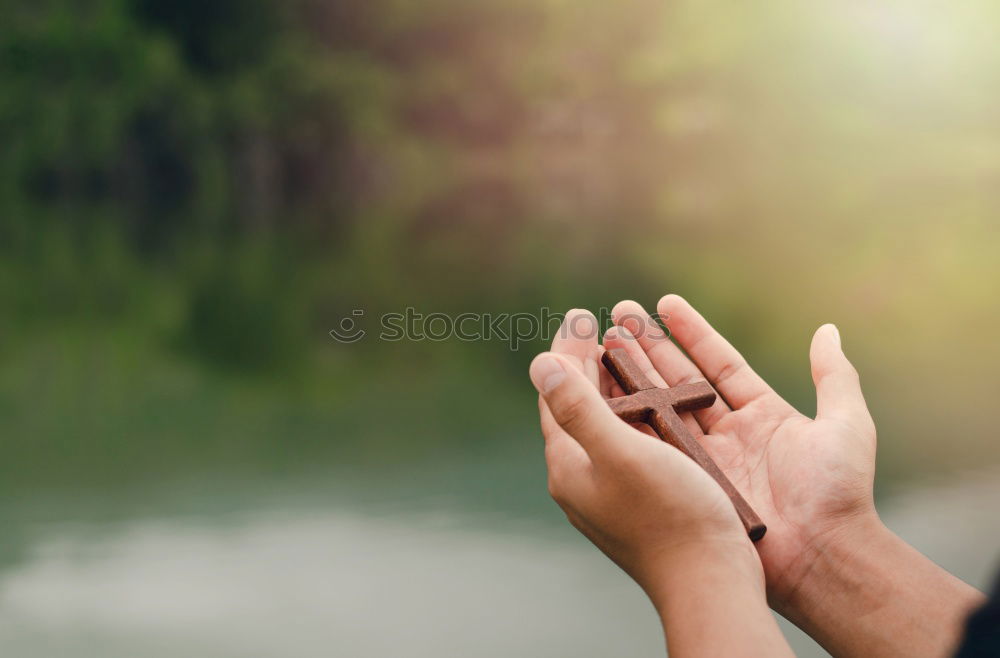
xmin=551 ymin=296 xmax=877 ymax=607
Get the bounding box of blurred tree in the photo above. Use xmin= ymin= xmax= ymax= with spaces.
xmin=130 ymin=0 xmax=281 ymax=74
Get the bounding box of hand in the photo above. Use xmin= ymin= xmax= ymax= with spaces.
xmin=530 ymin=310 xmax=794 ymax=658
xmin=603 ymin=295 xmax=877 ymax=610
xmin=529 ymin=337 xmax=755 ymax=597
xmin=605 ymin=295 xmax=985 ymax=658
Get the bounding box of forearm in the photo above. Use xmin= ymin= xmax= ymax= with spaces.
xmin=649 ymin=541 xmax=794 ymax=658
xmin=777 ymin=515 xmax=985 ymax=658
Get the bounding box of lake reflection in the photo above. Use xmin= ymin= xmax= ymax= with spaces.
xmin=0 ymin=468 xmax=998 ymax=658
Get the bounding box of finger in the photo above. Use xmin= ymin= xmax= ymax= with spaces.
xmin=810 ymin=324 xmax=874 ymax=433
xmin=529 ymin=352 xmax=635 ymax=457
xmin=611 ymin=299 xmax=701 ymax=386
xmin=658 ymin=294 xmax=784 ymax=411
xmin=604 ymin=324 xmax=668 ymax=388
xmin=538 ymin=396 xmax=594 ymax=503
xmin=595 ymin=345 xmax=616 ymax=398
xmin=610 ymin=300 xmax=730 ymax=431
xmin=603 ymin=325 xmax=705 ymax=437
xmin=552 ymin=308 xmax=601 ymax=387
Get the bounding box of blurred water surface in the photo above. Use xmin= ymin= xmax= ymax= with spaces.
xmin=0 ymin=458 xmax=997 ymax=658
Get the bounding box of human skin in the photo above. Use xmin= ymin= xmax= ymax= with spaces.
xmin=529 ymin=343 xmax=794 ymax=658
xmin=532 ymin=297 xmax=985 ymax=657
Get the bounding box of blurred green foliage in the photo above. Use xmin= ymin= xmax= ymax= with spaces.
xmin=2 ymin=0 xmax=1000 ymax=493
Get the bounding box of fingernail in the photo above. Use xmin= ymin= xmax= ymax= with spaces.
xmin=828 ymin=324 xmax=841 ymax=348
xmin=614 ymin=325 xmax=635 ymax=341
xmin=529 ymin=355 xmax=566 ymax=394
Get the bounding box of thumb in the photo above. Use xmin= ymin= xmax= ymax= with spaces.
xmin=810 ymin=324 xmax=873 ymax=431
xmin=529 ymin=352 xmax=629 ymax=455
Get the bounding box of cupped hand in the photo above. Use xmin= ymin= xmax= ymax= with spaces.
xmin=603 ymin=295 xmax=878 ymax=610
xmin=529 ymin=311 xmax=763 ymax=607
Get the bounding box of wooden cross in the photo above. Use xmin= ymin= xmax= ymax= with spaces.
xmin=602 ymin=348 xmax=766 ymax=541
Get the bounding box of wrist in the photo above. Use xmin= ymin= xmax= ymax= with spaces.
xmin=646 ymin=538 xmax=794 ymax=658
xmin=774 ymin=512 xmax=985 ymax=658
xmin=771 ymin=511 xmax=890 ymax=621
xmin=768 ymin=509 xmax=898 ymax=619
xmin=643 ymin=536 xmax=765 ymax=614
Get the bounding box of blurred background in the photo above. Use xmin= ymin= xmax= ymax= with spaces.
xmin=2 ymin=0 xmax=1000 ymax=655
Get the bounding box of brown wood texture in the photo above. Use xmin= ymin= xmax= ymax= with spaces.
xmin=601 ymin=348 xmax=767 ymax=542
